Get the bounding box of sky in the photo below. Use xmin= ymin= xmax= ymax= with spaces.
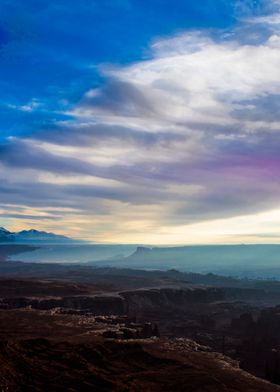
xmin=1 ymin=0 xmax=280 ymax=244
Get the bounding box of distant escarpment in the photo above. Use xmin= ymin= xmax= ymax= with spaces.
xmin=95 ymin=244 xmax=280 ymax=278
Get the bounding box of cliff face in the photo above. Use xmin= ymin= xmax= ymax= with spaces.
xmin=121 ymin=287 xmax=224 ymax=313
xmin=0 ymin=287 xmax=224 ymax=315
xmin=0 ymin=295 xmax=126 ymax=315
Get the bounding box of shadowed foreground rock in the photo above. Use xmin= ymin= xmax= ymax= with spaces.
xmin=0 ymin=338 xmax=279 ymax=392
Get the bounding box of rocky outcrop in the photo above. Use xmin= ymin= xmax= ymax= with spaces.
xmin=102 ymin=322 xmax=160 ymax=340
xmin=0 ymin=295 xmax=126 ymax=315
xmin=231 ymin=312 xmax=255 ymax=333
xmin=133 ymin=246 xmax=152 ymax=255
xmin=0 ymin=287 xmax=225 ymax=315
xmin=121 ymin=287 xmax=224 ymax=313
xmin=0 ymin=338 xmax=279 ymax=392
xmin=266 ymin=349 xmax=280 ymax=384
xmin=232 ymin=306 xmax=280 ymax=382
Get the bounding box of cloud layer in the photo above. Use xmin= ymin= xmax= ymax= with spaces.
xmin=1 ymin=0 xmax=280 ymax=243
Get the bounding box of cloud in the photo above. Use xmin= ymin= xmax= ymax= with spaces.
xmin=33 ymin=122 xmax=186 ymax=148
xmin=2 ymin=2 xmax=280 ymax=242
xmin=0 ymin=139 xmax=97 ymax=175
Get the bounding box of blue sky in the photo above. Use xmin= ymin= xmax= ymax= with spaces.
xmin=0 ymin=0 xmax=264 ymax=138
xmin=1 ymin=0 xmax=280 ymax=243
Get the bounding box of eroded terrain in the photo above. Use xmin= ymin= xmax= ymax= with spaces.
xmin=1 ymin=261 xmax=280 ymax=390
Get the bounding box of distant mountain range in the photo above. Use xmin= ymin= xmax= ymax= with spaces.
xmin=0 ymin=227 xmax=76 ymax=244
